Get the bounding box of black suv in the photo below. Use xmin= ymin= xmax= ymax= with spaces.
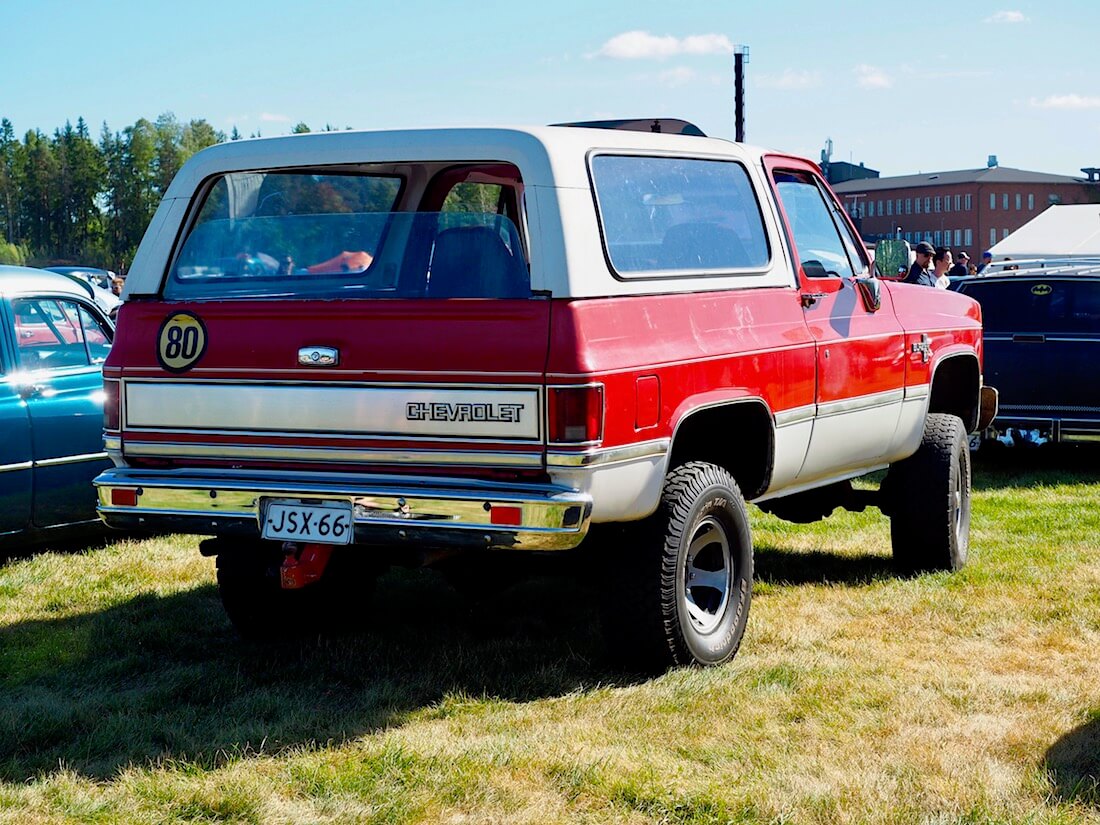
xmin=952 ymin=259 xmax=1100 ymax=445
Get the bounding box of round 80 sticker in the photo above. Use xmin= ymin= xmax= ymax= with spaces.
xmin=157 ymin=312 xmax=208 ymax=372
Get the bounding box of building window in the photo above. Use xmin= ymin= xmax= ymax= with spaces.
xmin=915 ymin=198 xmax=922 ymax=214
xmin=944 ymin=195 xmax=952 ymax=213
xmin=954 ymin=229 xmax=962 ymax=246
xmin=934 ymin=196 xmax=942 ymax=212
xmin=905 ymin=198 xmax=912 ymax=214
xmin=934 ymin=230 xmax=942 ymax=245
xmin=965 ymin=194 xmax=972 ymax=210
xmin=886 ymin=199 xmax=893 ymax=216
xmin=924 ymin=197 xmax=931 ymax=213
xmin=1049 ymin=193 xmax=1061 ymax=206
xmin=1015 ymin=193 xmax=1022 ymax=210
xmin=896 ymin=199 xmax=902 ymax=214
xmin=1003 ymin=229 xmax=1009 ymax=239
xmin=868 ymin=200 xmax=875 ymax=217
xmin=990 ymin=228 xmax=997 ymax=246
xmin=990 ymin=193 xmax=996 ymax=210
xmin=1003 ymin=193 xmax=1009 ymax=209
xmin=964 ymin=229 xmax=972 ymax=246
xmin=1028 ymin=193 xmax=1035 ymax=209
xmin=955 ymin=195 xmax=962 ymax=211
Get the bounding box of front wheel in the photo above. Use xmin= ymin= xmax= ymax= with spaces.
xmin=602 ymin=461 xmax=753 ymax=669
xmin=886 ymin=413 xmax=972 ymax=573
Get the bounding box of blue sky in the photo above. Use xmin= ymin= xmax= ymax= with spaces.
xmin=4 ymin=0 xmax=1099 ymax=178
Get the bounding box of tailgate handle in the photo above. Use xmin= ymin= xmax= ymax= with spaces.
xmin=1012 ymin=334 xmax=1045 ymax=344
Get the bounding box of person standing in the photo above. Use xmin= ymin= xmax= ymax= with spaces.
xmin=905 ymin=241 xmax=938 ymax=287
xmin=976 ymin=250 xmax=993 ymax=274
xmin=948 ymin=251 xmax=969 ymax=279
xmin=932 ymin=246 xmax=953 ymax=289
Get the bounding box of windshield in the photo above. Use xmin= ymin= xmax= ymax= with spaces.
xmin=165 ymin=171 xmax=530 ymax=300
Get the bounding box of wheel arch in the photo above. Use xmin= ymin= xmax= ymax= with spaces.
xmin=929 ymin=350 xmax=981 ymax=433
xmin=668 ymin=395 xmax=775 ymax=500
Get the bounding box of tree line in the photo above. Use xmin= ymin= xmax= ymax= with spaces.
xmin=0 ymin=113 xmax=319 ymax=272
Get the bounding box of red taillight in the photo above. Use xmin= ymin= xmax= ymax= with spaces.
xmin=111 ymin=488 xmax=138 ymax=507
xmin=103 ymin=379 xmax=120 ymax=431
xmin=547 ymin=385 xmax=604 ymax=444
xmin=490 ymin=505 xmax=523 ymax=526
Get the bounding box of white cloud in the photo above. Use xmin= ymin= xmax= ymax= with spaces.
xmin=854 ymin=64 xmax=892 ymax=89
xmin=1030 ymin=94 xmax=1100 ymax=110
xmin=260 ymin=112 xmax=291 ymax=123
xmin=985 ymin=10 xmax=1028 ymax=23
xmin=594 ymin=30 xmax=734 ymax=60
xmin=657 ymin=67 xmax=697 ymax=87
xmin=757 ymin=69 xmax=822 ymax=90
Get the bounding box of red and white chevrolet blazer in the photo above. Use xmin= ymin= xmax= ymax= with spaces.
xmin=95 ymin=120 xmax=996 ymax=667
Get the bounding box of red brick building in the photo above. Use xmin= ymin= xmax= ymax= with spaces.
xmin=832 ymin=165 xmax=1100 ymax=257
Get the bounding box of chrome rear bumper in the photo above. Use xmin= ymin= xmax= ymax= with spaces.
xmin=94 ymin=468 xmax=592 ymax=551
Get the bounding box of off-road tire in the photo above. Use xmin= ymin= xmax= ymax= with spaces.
xmin=602 ymin=461 xmax=753 ymax=670
xmin=886 ymin=413 xmax=972 ymax=573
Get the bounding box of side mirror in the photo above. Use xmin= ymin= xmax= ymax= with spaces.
xmin=855 ymin=277 xmax=882 ymax=312
xmin=874 ymin=238 xmax=911 ymax=280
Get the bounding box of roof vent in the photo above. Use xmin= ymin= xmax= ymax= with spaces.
xmin=1082 ymin=167 xmax=1100 ymax=182
xmin=987 ymin=155 xmax=998 ymax=168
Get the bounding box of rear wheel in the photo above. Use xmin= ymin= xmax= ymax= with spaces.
xmin=602 ymin=461 xmax=753 ymax=669
xmin=886 ymin=413 xmax=972 ymax=573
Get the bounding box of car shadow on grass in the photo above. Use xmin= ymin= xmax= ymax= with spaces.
xmin=0 ymin=564 xmax=629 ymax=782
xmin=1045 ymin=715 xmax=1100 ymax=809
xmin=972 ymin=444 xmax=1100 ymax=491
xmin=754 ymin=545 xmax=896 ymax=588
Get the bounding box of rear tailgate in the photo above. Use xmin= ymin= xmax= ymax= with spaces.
xmin=109 ymin=298 xmax=551 ymax=478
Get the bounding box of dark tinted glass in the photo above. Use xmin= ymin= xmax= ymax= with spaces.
xmin=958 ymin=279 xmax=1100 ymax=334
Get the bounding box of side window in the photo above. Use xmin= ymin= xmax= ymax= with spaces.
xmin=12 ymin=298 xmax=101 ymax=370
xmin=590 ymin=155 xmax=770 ymax=276
xmin=772 ymin=171 xmax=861 ymax=279
xmin=77 ymin=304 xmax=112 ymax=363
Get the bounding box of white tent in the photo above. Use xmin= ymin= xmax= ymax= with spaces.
xmin=989 ymin=204 xmax=1100 ymax=259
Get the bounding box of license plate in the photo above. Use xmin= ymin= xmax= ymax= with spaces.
xmin=261 ymin=499 xmax=354 ymax=544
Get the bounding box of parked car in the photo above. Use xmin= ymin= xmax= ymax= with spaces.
xmin=0 ymin=265 xmax=115 ymax=548
xmin=94 ymin=120 xmax=994 ymax=667
xmin=951 ymin=258 xmax=1100 ymax=445
xmin=44 ymin=266 xmax=122 ymax=319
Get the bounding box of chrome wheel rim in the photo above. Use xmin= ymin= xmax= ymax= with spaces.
xmin=683 ymin=516 xmax=733 ymax=635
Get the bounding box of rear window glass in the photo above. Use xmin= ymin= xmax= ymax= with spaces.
xmin=165 ymin=171 xmax=530 ymax=300
xmin=958 ymin=279 xmax=1100 ymax=334
xmin=590 ymin=155 xmax=769 ymax=276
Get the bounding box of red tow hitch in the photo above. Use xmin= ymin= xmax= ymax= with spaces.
xmin=279 ymin=542 xmax=333 ymax=589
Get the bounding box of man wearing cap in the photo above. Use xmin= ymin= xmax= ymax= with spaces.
xmin=976 ymin=251 xmax=993 ymax=275
xmin=904 ymin=241 xmax=938 ymax=287
xmin=948 ymin=251 xmax=970 ymax=279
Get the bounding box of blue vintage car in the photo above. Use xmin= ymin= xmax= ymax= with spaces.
xmin=0 ymin=265 xmax=114 ymax=547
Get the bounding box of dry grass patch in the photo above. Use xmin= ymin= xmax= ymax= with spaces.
xmin=0 ymin=450 xmax=1098 ymax=823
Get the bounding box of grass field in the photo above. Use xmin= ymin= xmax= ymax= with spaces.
xmin=1 ymin=449 xmax=1098 ymax=824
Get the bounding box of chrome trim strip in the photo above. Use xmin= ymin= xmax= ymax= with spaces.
xmin=774 ymin=404 xmax=816 ymax=427
xmin=904 ymin=384 xmax=930 ymax=400
xmin=546 ymin=438 xmax=670 ymax=468
xmin=120 ymin=427 xmax=539 ymax=445
xmin=0 ymin=461 xmax=33 ymax=474
xmin=985 ymin=335 xmax=1100 ymax=343
xmin=104 ymin=435 xmax=122 ymax=451
xmin=34 ymin=452 xmax=109 ymax=468
xmin=816 ymin=389 xmax=905 ymax=418
xmin=123 ymin=441 xmax=543 ymax=467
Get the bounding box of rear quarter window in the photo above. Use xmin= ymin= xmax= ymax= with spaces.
xmin=590 ymin=155 xmax=770 ymax=277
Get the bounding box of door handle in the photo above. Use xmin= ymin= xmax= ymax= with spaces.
xmin=801 ymin=292 xmax=827 ymax=308
xmin=17 ymin=383 xmax=46 ymax=399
